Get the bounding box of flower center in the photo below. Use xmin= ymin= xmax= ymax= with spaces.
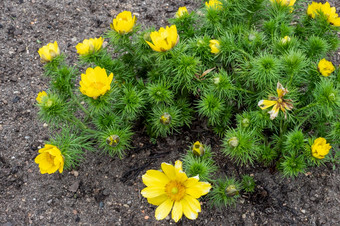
xmin=46 ymin=153 xmax=55 ymax=165
xmin=165 ymin=180 xmax=186 ymax=201
xmin=92 ymin=81 xmax=105 ymax=90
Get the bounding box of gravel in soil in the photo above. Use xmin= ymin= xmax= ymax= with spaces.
xmin=0 ymin=0 xmax=339 ymax=225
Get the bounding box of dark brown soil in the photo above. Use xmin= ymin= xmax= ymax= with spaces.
xmin=0 ymin=0 xmax=339 ymax=225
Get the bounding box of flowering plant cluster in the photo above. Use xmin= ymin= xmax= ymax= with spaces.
xmin=35 ymin=0 xmax=339 ymax=222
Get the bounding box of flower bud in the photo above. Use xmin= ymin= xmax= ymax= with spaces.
xmin=192 ymin=141 xmax=205 ymax=156
xmin=160 ymin=112 xmax=171 ymax=125
xmin=45 ymin=99 xmax=53 ymax=108
xmin=281 ymin=36 xmax=291 ymax=44
xmin=213 ymin=77 xmax=220 ymax=85
xmin=241 ymin=118 xmax=250 ymax=128
xmin=328 ymin=93 xmax=336 ymax=102
xmin=228 ymin=137 xmax=239 ymax=147
xmin=106 ymin=135 xmax=120 ymax=147
xmin=225 ymin=185 xmax=239 ymax=197
xmin=248 ymin=33 xmax=256 ymax=41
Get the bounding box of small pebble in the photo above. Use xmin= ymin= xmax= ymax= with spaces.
xmin=301 ymin=209 xmax=306 ymax=214
xmin=242 ymin=214 xmax=246 ymax=219
xmin=25 ymin=136 xmax=30 ymax=140
xmin=165 ymin=215 xmax=170 ymax=220
xmin=144 ymin=216 xmax=149 ymax=220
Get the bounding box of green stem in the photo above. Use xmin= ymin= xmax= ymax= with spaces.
xmin=71 ymin=94 xmax=90 ymax=116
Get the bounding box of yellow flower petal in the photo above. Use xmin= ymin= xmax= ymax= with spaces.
xmin=142 ymin=170 xmax=170 ymax=187
xmin=161 ymin=162 xmax=176 ymax=180
xmin=183 ymin=195 xmax=201 ymax=213
xmin=258 ymin=100 xmax=277 ymax=110
xmin=145 ymin=25 xmax=178 ymax=52
xmin=184 ymin=175 xmax=199 ymax=188
xmin=185 ymin=181 xmax=211 ymax=198
xmin=268 ymin=104 xmax=280 ymax=120
xmin=171 ymin=201 xmax=183 ymax=222
xmin=141 ymin=186 xmax=166 ymax=198
xmin=181 ymin=198 xmax=198 ymax=220
xmin=155 ymin=199 xmax=174 ymax=220
xmin=147 ymin=194 xmax=168 ymax=206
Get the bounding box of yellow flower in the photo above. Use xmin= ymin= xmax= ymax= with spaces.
xmin=205 ymin=0 xmax=222 ymax=10
xmin=110 ymin=11 xmax=136 ymax=35
xmin=79 ymin=66 xmax=113 ymax=99
xmin=281 ymin=36 xmax=291 ymax=44
xmin=258 ymin=82 xmax=293 ymax=120
xmin=307 ymin=2 xmax=340 ymax=26
xmin=311 ymin=137 xmax=331 ymax=159
xmin=141 ymin=160 xmax=211 ymax=222
xmin=34 ymin=144 xmax=64 ymax=174
xmin=209 ymin=40 xmax=220 ymax=54
xmin=192 ymin=141 xmax=205 ymax=156
xmin=38 ymin=41 xmax=60 ymax=63
xmin=76 ymin=37 xmax=104 ymax=56
xmin=318 ymin=58 xmax=335 ymax=77
xmin=270 ymin=0 xmax=296 ymax=7
xmin=175 ymin=7 xmax=188 ymax=18
xmin=36 ymin=91 xmax=48 ymax=104
xmin=146 ymin=25 xmax=179 ymax=52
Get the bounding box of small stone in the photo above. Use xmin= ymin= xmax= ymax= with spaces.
xmin=242 ymin=214 xmax=246 ymax=219
xmin=69 ymin=181 xmax=80 ymax=192
xmin=72 ymin=210 xmax=78 ymax=215
xmin=13 ymin=91 xmax=20 ymax=94
xmin=103 ymin=189 xmax=110 ymax=196
xmin=123 ymin=204 xmax=129 ymax=208
xmin=127 ymin=200 xmax=131 ymax=205
xmin=47 ymin=199 xmax=53 ymax=205
xmin=71 ymin=37 xmax=77 ymax=42
xmin=301 ymin=209 xmax=306 ymax=214
xmin=71 ymin=170 xmax=79 ymax=177
xmin=43 ymin=123 xmax=48 ymax=127
xmin=144 ymin=216 xmax=149 ymax=220
xmin=251 ymin=212 xmax=254 ymax=217
xmin=25 ymin=136 xmax=30 ymax=140
xmin=165 ymin=215 xmax=170 ymax=220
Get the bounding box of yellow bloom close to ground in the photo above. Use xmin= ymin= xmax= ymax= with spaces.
xmin=192 ymin=141 xmax=205 ymax=156
xmin=36 ymin=91 xmax=47 ymax=104
xmin=281 ymin=36 xmax=291 ymax=44
xmin=270 ymin=0 xmax=296 ymax=7
xmin=146 ymin=25 xmax=179 ymax=52
xmin=76 ymin=37 xmax=104 ymax=56
xmin=209 ymin=40 xmax=220 ymax=54
xmin=111 ymin=11 xmax=136 ymax=35
xmin=205 ymin=0 xmax=222 ymax=10
xmin=311 ymin=137 xmax=332 ymax=159
xmin=38 ymin=41 xmax=60 ymax=63
xmin=318 ymin=58 xmax=335 ymax=77
xmin=34 ymin=144 xmax=64 ymax=174
xmin=141 ymin=160 xmax=211 ymax=222
xmin=258 ymin=82 xmax=293 ymax=120
xmin=175 ymin=7 xmax=188 ymax=18
xmin=79 ymin=66 xmax=113 ymax=99
xmin=307 ymin=2 xmax=340 ymax=26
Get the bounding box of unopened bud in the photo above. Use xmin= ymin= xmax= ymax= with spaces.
xmin=192 ymin=141 xmax=205 ymax=156
xmin=225 ymin=185 xmax=239 ymax=197
xmin=45 ymin=99 xmax=53 ymax=107
xmin=248 ymin=33 xmax=256 ymax=41
xmin=241 ymin=118 xmax=250 ymax=128
xmin=213 ymin=77 xmax=220 ymax=85
xmin=228 ymin=137 xmax=239 ymax=148
xmin=106 ymin=135 xmax=120 ymax=147
xmin=160 ymin=112 xmax=171 ymax=125
xmin=328 ymin=93 xmax=336 ymax=101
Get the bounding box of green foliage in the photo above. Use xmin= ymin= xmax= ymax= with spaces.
xmin=209 ymin=177 xmax=241 ymax=208
xmin=241 ymin=175 xmax=256 ymax=193
xmin=35 ymin=0 xmax=339 ymax=183
xmin=182 ymin=143 xmax=217 ymax=181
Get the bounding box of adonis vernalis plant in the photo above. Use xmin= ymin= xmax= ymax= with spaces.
xmin=35 ymin=0 xmax=339 ymax=222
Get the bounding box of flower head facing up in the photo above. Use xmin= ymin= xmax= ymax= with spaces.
xmin=79 ymin=66 xmax=113 ymax=99
xmin=318 ymin=58 xmax=335 ymax=77
xmin=141 ymin=160 xmax=211 ymax=222
xmin=38 ymin=41 xmax=60 ymax=63
xmin=146 ymin=25 xmax=179 ymax=52
xmin=36 ymin=91 xmax=48 ymax=104
xmin=111 ymin=11 xmax=136 ymax=35
xmin=76 ymin=37 xmax=104 ymax=56
xmin=311 ymin=137 xmax=331 ymax=159
xmin=209 ymin=40 xmax=220 ymax=54
xmin=205 ymin=0 xmax=222 ymax=10
xmin=307 ymin=2 xmax=340 ymax=26
xmin=192 ymin=141 xmax=205 ymax=156
xmin=258 ymin=82 xmax=293 ymax=120
xmin=34 ymin=144 xmax=64 ymax=174
xmin=175 ymin=7 xmax=188 ymax=18
xmin=160 ymin=112 xmax=172 ymax=125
